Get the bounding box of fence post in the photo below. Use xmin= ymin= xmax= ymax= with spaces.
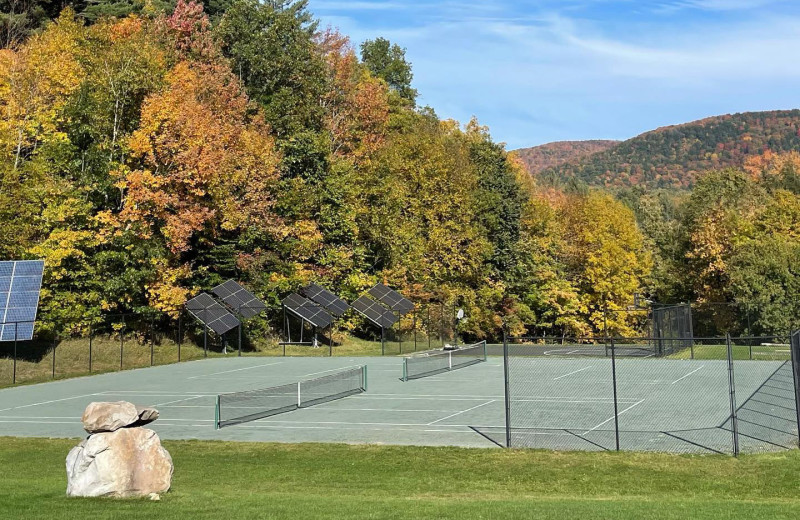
xmin=203 ymin=323 xmax=208 ymax=358
xmin=726 ymin=334 xmax=740 ymax=456
xmin=89 ymin=320 xmax=93 ymax=373
xmin=610 ymin=337 xmax=620 ymax=452
xmin=52 ymin=335 xmax=56 ymax=379
xmin=788 ymin=331 xmax=800 ymax=448
xmin=690 ymin=339 xmax=694 ymax=360
xmin=150 ymin=316 xmax=155 ymax=367
xmin=177 ymin=314 xmax=182 ymax=363
xmin=503 ymin=327 xmax=511 ymax=448
xmin=413 ymin=312 xmax=417 ymax=352
xmin=120 ymin=315 xmax=125 ymax=371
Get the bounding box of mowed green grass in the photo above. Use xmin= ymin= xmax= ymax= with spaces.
xmin=2 ymin=437 xmax=799 ymax=519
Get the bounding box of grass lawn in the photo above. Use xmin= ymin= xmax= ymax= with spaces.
xmin=1 ymin=437 xmax=799 ymax=519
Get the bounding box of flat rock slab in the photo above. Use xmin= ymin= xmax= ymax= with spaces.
xmin=66 ymin=428 xmax=173 ymax=497
xmin=82 ymin=401 xmax=139 ymax=433
xmin=134 ymin=406 xmax=159 ymax=426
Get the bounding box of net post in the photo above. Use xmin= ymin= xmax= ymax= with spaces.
xmin=789 ymin=331 xmax=800 ymax=448
xmin=483 ymin=340 xmax=487 ymax=361
xmin=402 ymin=358 xmax=407 ymax=382
xmin=297 ymin=382 xmax=301 ymax=407
xmin=726 ymin=333 xmax=740 ymax=456
xmin=448 ymin=350 xmax=452 ymax=371
xmin=610 ymin=337 xmax=620 ymax=452
xmin=363 ymin=365 xmax=368 ymax=392
xmin=215 ymin=395 xmax=220 ymax=430
xmin=503 ymin=327 xmax=511 ymax=448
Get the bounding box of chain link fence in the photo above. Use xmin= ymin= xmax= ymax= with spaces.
xmin=503 ymin=333 xmax=800 ymax=455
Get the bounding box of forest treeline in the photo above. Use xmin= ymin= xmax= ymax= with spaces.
xmin=0 ymin=1 xmax=798 ymax=340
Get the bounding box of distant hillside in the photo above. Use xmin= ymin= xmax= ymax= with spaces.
xmin=533 ymin=110 xmax=800 ymax=189
xmin=513 ymin=140 xmax=620 ymax=174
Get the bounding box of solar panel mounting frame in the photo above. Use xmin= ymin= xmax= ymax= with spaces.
xmin=0 ymin=260 xmax=45 ymax=342
xmin=212 ymin=279 xmax=267 ymax=319
xmin=282 ymin=293 xmax=335 ymax=329
xmin=185 ymin=292 xmax=241 ymax=335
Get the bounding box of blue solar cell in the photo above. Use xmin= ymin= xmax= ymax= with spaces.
xmin=0 ymin=262 xmax=12 ymax=277
xmin=12 ymin=276 xmax=42 ymax=290
xmin=5 ymin=307 xmax=36 ymax=322
xmin=8 ymin=291 xmax=39 ymax=307
xmin=0 ymin=277 xmax=10 ymax=292
xmin=14 ymin=261 xmax=44 ymax=276
xmin=1 ymin=322 xmax=34 ymax=341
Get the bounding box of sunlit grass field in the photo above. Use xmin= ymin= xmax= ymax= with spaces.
xmin=1 ymin=437 xmax=799 ymax=520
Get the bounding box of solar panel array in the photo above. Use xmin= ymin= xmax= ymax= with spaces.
xmin=368 ymin=283 xmax=414 ymax=315
xmin=283 ymin=293 xmax=334 ymax=329
xmin=351 ymin=295 xmax=398 ymax=329
xmin=212 ymin=279 xmax=266 ymax=319
xmin=186 ymin=293 xmax=241 ymax=335
xmin=301 ymin=283 xmax=350 ymax=317
xmin=0 ymin=260 xmax=44 ymax=341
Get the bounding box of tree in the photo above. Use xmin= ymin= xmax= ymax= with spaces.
xmin=360 ymin=37 xmax=416 ymax=104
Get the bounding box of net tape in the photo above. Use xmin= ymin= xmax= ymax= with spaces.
xmin=216 ymin=365 xmax=366 ymax=428
xmin=402 ymin=341 xmax=487 ymax=381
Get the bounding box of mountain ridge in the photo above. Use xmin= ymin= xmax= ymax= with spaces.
xmin=515 ymin=109 xmax=800 ymax=189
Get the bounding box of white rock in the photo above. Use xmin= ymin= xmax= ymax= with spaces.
xmin=135 ymin=406 xmax=160 ymax=426
xmin=81 ymin=401 xmax=139 ymax=433
xmin=66 ymin=428 xmax=173 ymax=497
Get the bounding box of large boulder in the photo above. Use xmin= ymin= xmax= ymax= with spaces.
xmin=81 ymin=401 xmax=139 ymax=433
xmin=66 ymin=427 xmax=173 ymax=497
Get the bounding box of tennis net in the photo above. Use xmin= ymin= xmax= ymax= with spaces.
xmin=215 ymin=365 xmax=367 ymax=428
xmin=402 ymin=341 xmax=487 ymax=381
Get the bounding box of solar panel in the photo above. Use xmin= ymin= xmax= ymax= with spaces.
xmin=300 ymin=283 xmax=350 ymax=317
xmin=185 ymin=293 xmax=241 ymax=335
xmin=212 ymin=279 xmax=267 ymax=319
xmin=368 ymin=283 xmax=414 ymax=315
xmin=0 ymin=260 xmax=44 ymax=341
xmin=351 ymin=295 xmax=398 ymax=329
xmin=282 ymin=293 xmax=334 ymax=329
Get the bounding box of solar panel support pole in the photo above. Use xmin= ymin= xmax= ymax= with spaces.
xmin=203 ymin=322 xmax=208 ymax=358
xmin=238 ymin=322 xmax=242 ymax=357
xmin=610 ymin=337 xmax=620 ymax=452
xmin=13 ymin=323 xmax=17 ymax=385
xmin=381 ymin=326 xmax=385 ymax=356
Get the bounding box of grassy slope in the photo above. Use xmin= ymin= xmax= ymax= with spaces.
xmin=1 ymin=437 xmax=799 ymax=519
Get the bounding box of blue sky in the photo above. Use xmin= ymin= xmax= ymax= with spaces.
xmin=308 ymin=0 xmax=800 ymax=150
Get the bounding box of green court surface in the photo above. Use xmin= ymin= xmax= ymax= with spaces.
xmin=0 ymin=354 xmax=796 ymax=453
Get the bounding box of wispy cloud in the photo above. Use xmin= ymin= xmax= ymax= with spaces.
xmin=309 ymin=0 xmax=800 ymax=148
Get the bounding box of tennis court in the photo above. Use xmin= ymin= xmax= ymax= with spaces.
xmin=0 ymin=349 xmax=796 ymax=452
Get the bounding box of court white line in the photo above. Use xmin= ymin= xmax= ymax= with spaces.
xmin=100 ymin=391 xmax=217 ymax=396
xmin=671 ymin=365 xmax=705 ymax=385
xmin=427 ymin=400 xmax=495 ymax=425
xmin=553 ymin=366 xmax=593 ymax=380
xmin=153 ymin=395 xmax=204 ymax=407
xmin=582 ymin=399 xmax=645 ymax=434
xmin=0 ymin=393 xmax=101 ymax=413
xmin=186 ymin=362 xmax=283 ymax=379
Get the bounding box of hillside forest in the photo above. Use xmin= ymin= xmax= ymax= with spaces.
xmin=1 ymin=1 xmax=798 ymax=341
